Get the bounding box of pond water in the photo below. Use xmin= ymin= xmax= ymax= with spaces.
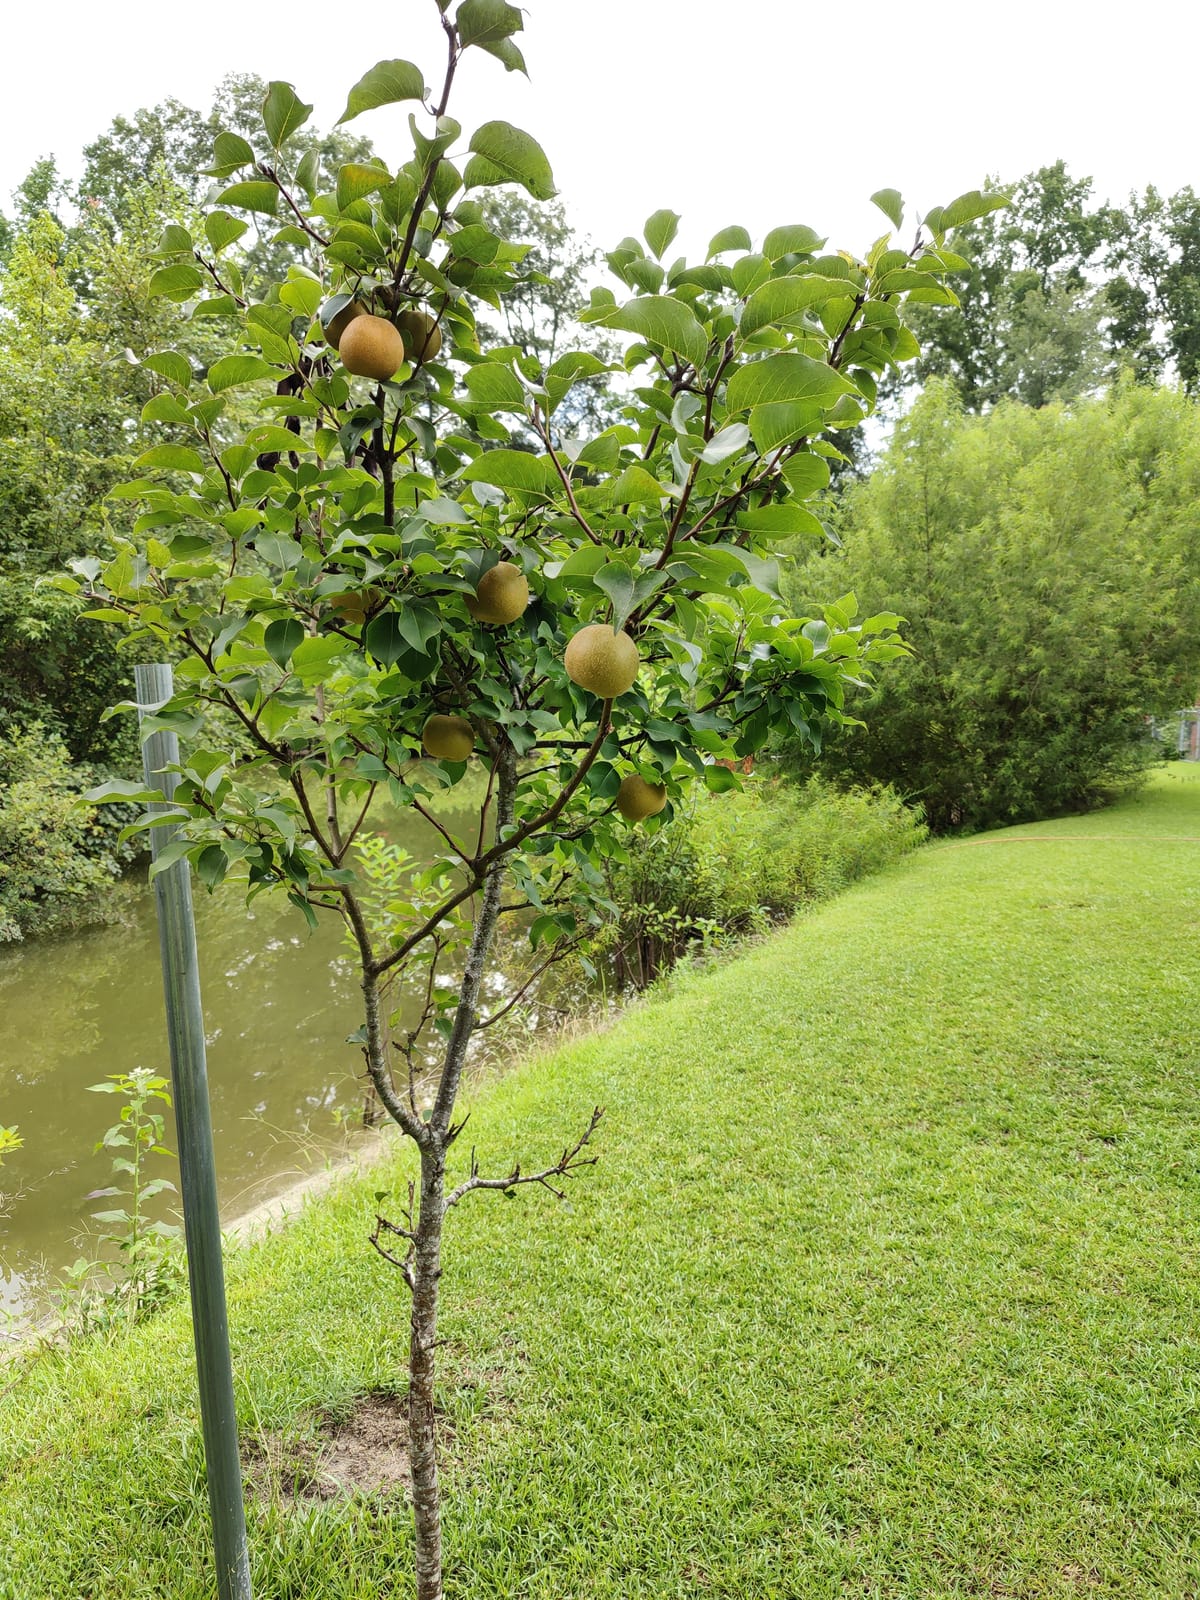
xmin=0 ymin=786 xmax=544 ymax=1330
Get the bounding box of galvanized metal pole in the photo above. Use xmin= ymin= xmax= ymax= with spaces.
xmin=136 ymin=662 xmax=252 ymax=1600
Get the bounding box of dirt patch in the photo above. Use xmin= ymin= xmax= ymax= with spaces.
xmin=244 ymin=1388 xmax=440 ymax=1504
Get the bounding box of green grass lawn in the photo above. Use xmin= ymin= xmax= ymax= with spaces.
xmin=4 ymin=769 xmax=1200 ymax=1598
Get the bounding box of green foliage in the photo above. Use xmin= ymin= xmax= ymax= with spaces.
xmin=1104 ymin=184 xmax=1200 ymax=391
xmin=0 ymin=727 xmax=138 ymax=943
xmin=604 ymin=775 xmax=925 ymax=985
xmin=52 ymin=1070 xmax=183 ymax=1337
xmin=786 ymin=380 xmax=1200 ymax=830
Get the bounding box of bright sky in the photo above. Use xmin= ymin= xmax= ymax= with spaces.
xmin=3 ymin=0 xmax=1197 ymax=263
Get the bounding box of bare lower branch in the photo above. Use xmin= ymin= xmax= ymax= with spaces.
xmin=443 ymin=1106 xmax=605 ymax=1210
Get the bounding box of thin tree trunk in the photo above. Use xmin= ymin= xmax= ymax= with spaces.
xmin=409 ymin=1143 xmax=446 ymax=1600
xmin=408 ymin=743 xmax=517 ymax=1600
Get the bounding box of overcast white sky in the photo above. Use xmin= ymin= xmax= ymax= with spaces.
xmin=3 ymin=1 xmax=1197 ymax=261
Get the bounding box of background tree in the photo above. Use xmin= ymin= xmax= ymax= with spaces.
xmin=1102 ymin=184 xmax=1200 ymax=389
xmin=78 ymin=7 xmax=979 ymax=1592
xmin=903 ymin=161 xmax=1108 ymax=409
xmin=788 ymin=379 xmax=1200 ymax=829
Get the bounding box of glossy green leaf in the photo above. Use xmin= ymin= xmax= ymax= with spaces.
xmin=739 ymin=275 xmax=858 ymax=338
xmin=144 ymin=351 xmax=192 ymax=388
xmin=208 ymin=355 xmax=280 ymax=393
xmin=707 ymin=225 xmax=752 ymax=259
xmin=204 ymin=130 xmax=254 ymax=177
xmin=215 ymin=181 xmax=279 ymax=216
xmin=461 ymin=450 xmax=554 ymax=495
xmin=762 ymin=224 xmax=824 ymax=260
xmin=465 ymin=121 xmax=556 ymax=201
xmin=204 ymin=211 xmax=248 ymax=253
xmin=939 ymin=188 xmax=1010 ymax=229
xmin=338 ymin=59 xmax=426 ymax=124
xmin=134 ymin=444 xmax=206 ymax=475
xmin=464 ymin=364 xmax=527 ymax=410
xmin=736 ymin=503 xmax=825 ymax=538
xmin=697 ymin=422 xmax=750 ymax=464
xmin=262 ymin=82 xmax=313 ymax=149
xmin=644 ymin=209 xmax=681 ymax=260
xmin=264 ymin=617 xmax=304 ymax=667
xmin=727 ymin=352 xmax=856 ymax=413
xmin=595 ymin=296 xmax=708 ymax=369
xmin=337 ymin=162 xmax=390 ymax=210
xmin=244 ymin=424 xmax=303 ymax=454
xmin=457 ymin=0 xmax=523 ymax=46
xmin=871 ymin=188 xmax=904 ymax=231
xmin=148 ymin=264 xmax=203 ymax=300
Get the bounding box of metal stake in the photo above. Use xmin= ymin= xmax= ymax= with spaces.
xmin=136 ymin=662 xmax=252 ymax=1600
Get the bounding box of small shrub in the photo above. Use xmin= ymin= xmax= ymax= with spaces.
xmin=604 ymin=774 xmax=925 ymax=986
xmin=0 ymin=723 xmax=139 ymax=942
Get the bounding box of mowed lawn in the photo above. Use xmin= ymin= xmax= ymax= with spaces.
xmin=4 ymin=769 xmax=1200 ymax=1598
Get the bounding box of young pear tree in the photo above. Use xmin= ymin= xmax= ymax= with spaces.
xmin=75 ymin=4 xmax=998 ymax=1591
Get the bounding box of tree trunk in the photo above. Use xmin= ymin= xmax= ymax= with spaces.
xmin=409 ymin=1143 xmax=446 ymax=1600
xmin=408 ymin=743 xmax=517 ymax=1599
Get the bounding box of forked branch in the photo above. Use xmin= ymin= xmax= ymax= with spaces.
xmin=443 ymin=1106 xmax=605 ymax=1210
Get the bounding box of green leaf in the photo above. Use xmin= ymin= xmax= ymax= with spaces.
xmin=337 ymin=162 xmax=390 ymax=210
xmin=264 ymin=618 xmax=304 ymax=667
xmin=707 ymin=224 xmax=752 ymax=259
xmin=739 ymin=275 xmax=855 ymax=339
xmin=475 ymin=36 xmax=527 ymax=72
xmin=295 ymin=148 xmax=322 ymax=200
xmin=704 ymin=765 xmax=740 ymax=793
xmin=748 ymin=402 xmax=824 ymax=452
xmin=290 ymin=636 xmax=345 ymax=686
xmin=204 ymin=210 xmax=248 ymax=253
xmin=606 ymin=464 xmax=666 ymax=506
xmin=208 ymin=355 xmax=280 ymax=393
xmin=871 ymin=188 xmax=904 ymax=231
xmin=762 ymin=224 xmax=824 ymax=260
xmin=461 ymin=450 xmax=553 ymax=496
xmin=365 ymin=612 xmax=407 ymax=667
xmin=644 ymin=209 xmax=680 ymax=260
xmin=195 ymin=845 xmax=229 ymax=890
xmin=141 ymin=393 xmax=191 ymax=425
xmin=262 ymin=81 xmax=313 ymax=149
xmin=457 ymin=0 xmax=524 ymax=46
xmin=148 ymin=263 xmax=203 ymax=301
xmin=157 ymin=223 xmax=192 ymax=255
xmin=595 ymin=296 xmax=708 ymax=370
xmin=204 ymin=130 xmax=255 ymax=177
xmin=215 ymin=181 xmax=279 ymax=216
xmin=593 ymin=564 xmax=637 ymax=630
xmin=83 ymin=779 xmax=166 ymax=805
xmin=545 ymin=351 xmax=609 ymax=409
xmin=338 ymin=59 xmax=426 ymax=123
xmin=464 ymin=363 xmax=527 ymax=411
xmin=144 ymin=351 xmax=192 ymax=388
xmin=464 ymin=121 xmax=556 ymax=201
xmin=939 ymin=188 xmax=1010 ymax=229
xmin=245 ymin=424 xmax=303 ymax=454
xmin=134 ymin=444 xmax=206 ymax=475
xmin=735 ymin=503 xmax=825 ymax=538
xmin=698 ymin=422 xmax=750 ymax=464
xmin=726 ymin=352 xmax=856 ymax=413
xmin=780 ymin=452 xmax=831 ymax=496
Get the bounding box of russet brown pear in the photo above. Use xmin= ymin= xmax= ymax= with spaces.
xmin=421 ymin=715 xmax=474 ymax=763
xmin=339 ymin=314 xmax=406 ymax=381
xmin=322 ymin=300 xmax=366 ymax=351
xmin=616 ymin=775 xmax=667 ymax=822
xmin=563 ymin=623 xmax=640 ymax=698
xmin=465 ymin=561 xmax=529 ymax=625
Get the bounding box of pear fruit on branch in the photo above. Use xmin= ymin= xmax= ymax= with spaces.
xmin=465 ymin=561 xmax=529 ymax=625
xmin=564 ymin=624 xmax=640 ymax=698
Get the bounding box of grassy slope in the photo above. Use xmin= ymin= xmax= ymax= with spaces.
xmin=4 ymin=770 xmax=1200 ymax=1598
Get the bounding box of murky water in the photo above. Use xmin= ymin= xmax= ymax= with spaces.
xmin=0 ymin=787 xmax=527 ymax=1327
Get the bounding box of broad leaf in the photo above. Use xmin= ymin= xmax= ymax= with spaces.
xmin=215 ymin=181 xmax=279 ymax=216
xmin=264 ymin=618 xmax=304 ymax=667
xmin=595 ymin=296 xmax=708 ymax=370
xmin=457 ymin=0 xmax=524 ymax=46
xmin=707 ymin=224 xmax=752 ymax=259
xmin=726 ymin=352 xmax=856 ymax=413
xmin=338 ymin=59 xmax=426 ymax=124
xmin=740 ymin=276 xmax=858 ymax=338
xmin=208 ymin=356 xmax=280 ymax=393
xmin=134 ymin=444 xmax=206 ymax=475
xmin=465 ymin=121 xmax=556 ymax=201
xmin=762 ymin=224 xmax=824 ymax=260
xmin=644 ymin=209 xmax=681 ymax=260
xmin=870 ymin=188 xmax=904 ymax=231
xmin=262 ymin=82 xmax=313 ymax=149
xmin=461 ymin=450 xmax=554 ymax=496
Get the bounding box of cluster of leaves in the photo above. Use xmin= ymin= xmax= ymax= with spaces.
xmin=787 ymin=379 xmax=1200 ymax=830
